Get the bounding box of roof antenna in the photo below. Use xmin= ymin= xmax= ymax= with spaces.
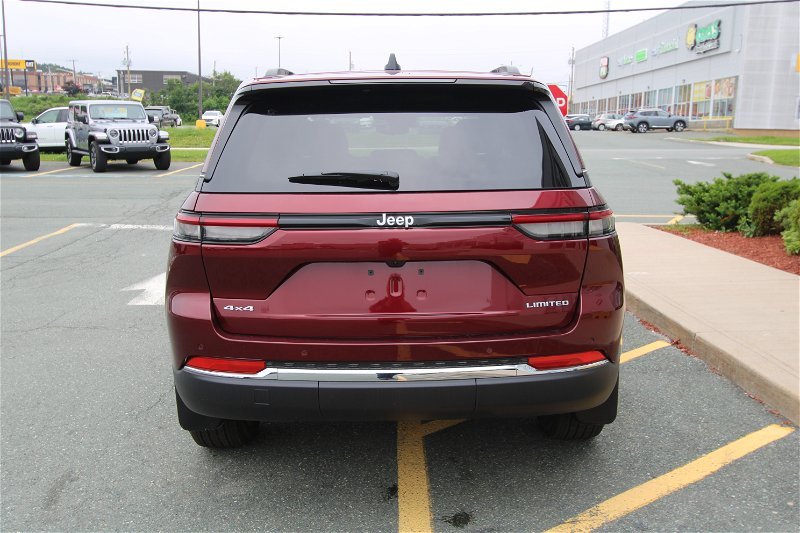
xmin=385 ymin=53 xmax=401 ymax=72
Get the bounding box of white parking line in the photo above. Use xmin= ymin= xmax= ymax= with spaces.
xmin=687 ymin=160 xmax=715 ymax=166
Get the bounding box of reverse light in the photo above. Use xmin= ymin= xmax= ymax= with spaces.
xmin=527 ymin=351 xmax=606 ymax=370
xmin=185 ymin=356 xmax=267 ymax=374
xmin=173 ymin=213 xmax=277 ymax=244
xmin=512 ymin=209 xmax=615 ymax=240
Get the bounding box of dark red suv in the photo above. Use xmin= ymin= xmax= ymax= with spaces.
xmin=167 ymin=64 xmax=624 ymax=448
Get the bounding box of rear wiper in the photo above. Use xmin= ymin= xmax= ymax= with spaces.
xmin=288 ymin=171 xmax=399 ymax=191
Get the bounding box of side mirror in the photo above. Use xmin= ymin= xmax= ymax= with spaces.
xmin=31 ymin=117 xmax=38 ymax=124
xmin=148 ymin=115 xmax=155 ymax=123
xmin=16 ymin=111 xmax=24 ymax=121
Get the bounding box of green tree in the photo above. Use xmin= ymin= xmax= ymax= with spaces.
xmin=155 ymin=70 xmax=241 ymax=121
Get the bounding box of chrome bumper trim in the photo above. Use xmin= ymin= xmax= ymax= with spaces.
xmin=183 ymin=360 xmax=608 ymax=382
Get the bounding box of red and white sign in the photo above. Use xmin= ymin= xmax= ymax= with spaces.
xmin=547 ymin=84 xmax=569 ymax=116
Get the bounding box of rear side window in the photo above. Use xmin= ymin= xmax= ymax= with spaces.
xmin=205 ymin=84 xmax=583 ymax=193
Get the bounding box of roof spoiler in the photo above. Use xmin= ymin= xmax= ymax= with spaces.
xmin=490 ymin=65 xmax=521 ymax=75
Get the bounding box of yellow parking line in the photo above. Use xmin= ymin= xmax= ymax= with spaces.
xmin=156 ymin=162 xmax=203 ymax=178
xmin=0 ymin=223 xmax=81 ymax=257
xmin=620 ymin=340 xmax=671 ymax=364
xmin=546 ymin=424 xmax=794 ymax=533
xmin=394 ymin=339 xmax=674 ymax=532
xmin=667 ymin=215 xmax=684 ymax=225
xmin=397 ymin=421 xmax=434 ymax=533
xmin=25 ymin=167 xmax=74 ymax=178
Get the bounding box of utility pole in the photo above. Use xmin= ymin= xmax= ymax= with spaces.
xmin=69 ymin=58 xmax=77 ymax=88
xmin=212 ymin=59 xmax=216 ymax=87
xmin=122 ymin=46 xmax=131 ymax=96
xmin=567 ymin=46 xmax=575 ymax=112
xmin=275 ymin=36 xmax=284 ymax=69
xmin=1 ymin=0 xmax=10 ymax=99
xmin=602 ymin=0 xmax=610 ymax=39
xmin=197 ymin=0 xmax=202 ymax=119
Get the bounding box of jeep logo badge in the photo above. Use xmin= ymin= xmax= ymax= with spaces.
xmin=376 ymin=213 xmax=414 ymax=228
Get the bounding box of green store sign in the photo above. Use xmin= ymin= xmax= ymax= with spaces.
xmin=687 ymin=19 xmax=722 ymax=54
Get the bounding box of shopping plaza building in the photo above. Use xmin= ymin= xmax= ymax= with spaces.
xmin=570 ymin=0 xmax=799 ymax=133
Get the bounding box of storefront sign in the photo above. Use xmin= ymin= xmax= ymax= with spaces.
xmin=651 ymin=38 xmax=679 ymax=57
xmin=686 ymin=19 xmax=721 ymax=54
xmin=617 ymin=54 xmax=633 ymax=67
xmin=635 ymin=49 xmax=648 ymax=63
xmin=599 ymin=57 xmax=609 ymax=79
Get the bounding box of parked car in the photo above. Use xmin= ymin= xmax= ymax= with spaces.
xmin=65 ymin=100 xmax=171 ymax=172
xmin=0 ymin=99 xmax=40 ymax=170
xmin=24 ymin=107 xmax=69 ymax=150
xmin=145 ymin=106 xmax=179 ymax=128
xmin=202 ymin=110 xmax=223 ymax=127
xmin=564 ymin=114 xmax=592 ymax=131
xmin=167 ymin=61 xmax=623 ymax=448
xmin=624 ymin=108 xmax=688 ymax=133
xmin=592 ymin=113 xmax=624 ymax=131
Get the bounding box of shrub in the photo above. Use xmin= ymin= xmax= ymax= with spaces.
xmin=740 ymin=179 xmax=800 ymax=237
xmin=775 ymin=199 xmax=800 ymax=255
xmin=674 ymin=172 xmax=779 ymax=232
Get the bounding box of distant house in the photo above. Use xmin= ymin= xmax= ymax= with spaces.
xmin=115 ymin=69 xmax=212 ymax=97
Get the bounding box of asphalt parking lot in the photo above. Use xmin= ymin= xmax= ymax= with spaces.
xmin=1 ymin=134 xmax=798 ymax=531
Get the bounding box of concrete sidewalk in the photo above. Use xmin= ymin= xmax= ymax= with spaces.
xmin=617 ymin=222 xmax=799 ymax=424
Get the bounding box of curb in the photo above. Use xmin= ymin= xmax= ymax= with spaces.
xmin=747 ymin=153 xmax=775 ymax=165
xmin=625 ymin=289 xmax=799 ymax=425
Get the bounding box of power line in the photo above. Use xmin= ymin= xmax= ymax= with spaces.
xmin=17 ymin=0 xmax=800 ymax=16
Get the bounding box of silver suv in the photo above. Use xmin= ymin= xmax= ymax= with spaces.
xmin=65 ymin=100 xmax=171 ymax=172
xmin=624 ymin=108 xmax=688 ymax=133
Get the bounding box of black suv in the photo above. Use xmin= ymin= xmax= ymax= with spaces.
xmin=0 ymin=99 xmax=40 ymax=171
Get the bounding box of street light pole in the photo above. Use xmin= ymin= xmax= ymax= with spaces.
xmin=275 ymin=36 xmax=284 ymax=69
xmin=197 ymin=0 xmax=202 ymax=120
xmin=1 ymin=0 xmax=10 ymax=99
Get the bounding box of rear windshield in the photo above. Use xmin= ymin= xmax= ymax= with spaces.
xmin=205 ymin=84 xmax=580 ymax=193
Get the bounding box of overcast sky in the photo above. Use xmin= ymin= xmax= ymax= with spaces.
xmin=4 ymin=0 xmax=690 ymax=85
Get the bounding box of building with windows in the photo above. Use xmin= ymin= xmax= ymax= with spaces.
xmin=571 ymin=0 xmax=798 ymax=133
xmin=114 ymin=69 xmax=211 ymax=97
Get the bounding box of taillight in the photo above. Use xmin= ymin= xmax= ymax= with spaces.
xmin=588 ymin=209 xmax=615 ymax=237
xmin=528 ymin=351 xmax=606 ymax=370
xmin=173 ymin=212 xmax=277 ymax=244
xmin=512 ymin=209 xmax=614 ymax=240
xmin=185 ymin=356 xmax=267 ymax=374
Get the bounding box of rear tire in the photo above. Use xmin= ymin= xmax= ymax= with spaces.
xmin=190 ymin=420 xmax=260 ymax=448
xmin=573 ymin=124 xmax=581 ymax=131
xmin=538 ymin=413 xmax=604 ymax=440
xmin=90 ymin=142 xmax=107 ymax=173
xmin=615 ymin=124 xmax=623 ymax=131
xmin=597 ymin=124 xmax=606 ymax=131
xmin=154 ymin=150 xmax=171 ymax=171
xmin=22 ymin=150 xmax=40 ymax=171
xmin=66 ymin=142 xmax=82 ymax=166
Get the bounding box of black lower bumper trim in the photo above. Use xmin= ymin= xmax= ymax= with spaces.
xmin=174 ymin=362 xmax=619 ymax=423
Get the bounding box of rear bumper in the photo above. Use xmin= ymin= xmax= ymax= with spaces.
xmin=174 ymin=360 xmax=618 ymax=422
